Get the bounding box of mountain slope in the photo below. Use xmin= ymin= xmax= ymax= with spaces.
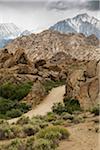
xmin=0 ymin=23 xmax=21 ymax=38
xmin=50 ymin=13 xmax=100 ymax=38
xmin=5 ymin=30 xmax=100 ymax=61
xmin=0 ymin=23 xmax=30 ymax=48
xmin=0 ymin=23 xmax=22 ymax=48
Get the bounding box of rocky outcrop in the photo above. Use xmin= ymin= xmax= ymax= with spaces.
xmin=65 ymin=60 xmax=100 ymax=110
xmin=2 ymin=48 xmax=31 ymax=68
xmin=23 ymin=81 xmax=46 ymax=107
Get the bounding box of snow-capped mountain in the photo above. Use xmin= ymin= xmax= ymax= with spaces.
xmin=0 ymin=23 xmax=21 ymax=38
xmin=0 ymin=23 xmax=31 ymax=48
xmin=50 ymin=13 xmax=100 ymax=38
xmin=0 ymin=23 xmax=22 ymax=48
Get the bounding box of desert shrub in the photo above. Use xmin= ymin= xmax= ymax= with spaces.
xmin=43 ymin=80 xmax=65 ymax=93
xmin=0 ymin=119 xmax=9 ymax=125
xmin=52 ymin=102 xmax=65 ymax=115
xmin=6 ymin=138 xmax=26 ymax=150
xmin=0 ymin=98 xmax=30 ymax=119
xmin=72 ymin=115 xmax=84 ymax=124
xmin=6 ymin=109 xmax=22 ymax=118
xmin=0 ymin=98 xmax=16 ymax=114
xmin=16 ymin=116 xmax=30 ymax=125
xmin=23 ymin=124 xmax=40 ymax=136
xmin=51 ymin=119 xmax=65 ymax=126
xmin=0 ymin=82 xmax=33 ymax=101
xmin=91 ymin=105 xmax=100 ymax=116
xmin=52 ymin=98 xmax=81 ymax=115
xmin=33 ymin=138 xmax=56 ymax=150
xmin=36 ymin=126 xmax=70 ymax=140
xmin=0 ymin=126 xmax=14 ymax=140
xmin=24 ymin=136 xmax=34 ymax=149
xmin=30 ymin=116 xmax=49 ymax=129
xmin=61 ymin=112 xmax=74 ymax=120
xmin=44 ymin=112 xmax=57 ymax=122
xmin=0 ymin=81 xmax=32 ymax=119
xmin=10 ymin=125 xmax=24 ymax=138
xmin=16 ymin=103 xmax=31 ymax=113
xmin=63 ymin=98 xmax=81 ymax=114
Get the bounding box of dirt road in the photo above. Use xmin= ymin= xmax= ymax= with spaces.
xmin=8 ymin=85 xmax=65 ymax=124
xmin=58 ymin=120 xmax=99 ymax=150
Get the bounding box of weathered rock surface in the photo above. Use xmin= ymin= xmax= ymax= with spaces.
xmin=5 ymin=30 xmax=100 ymax=61
xmin=65 ymin=61 xmax=100 ymax=110
xmin=23 ymin=81 xmax=46 ymax=107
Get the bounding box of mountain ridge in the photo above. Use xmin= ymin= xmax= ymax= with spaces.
xmin=4 ymin=29 xmax=100 ymax=62
xmin=50 ymin=13 xmax=100 ymax=38
xmin=0 ymin=23 xmax=30 ymax=48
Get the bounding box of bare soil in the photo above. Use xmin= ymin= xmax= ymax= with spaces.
xmin=58 ymin=117 xmax=99 ymax=150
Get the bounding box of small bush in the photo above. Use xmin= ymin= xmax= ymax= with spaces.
xmin=16 ymin=116 xmax=30 ymax=125
xmin=23 ymin=124 xmax=40 ymax=136
xmin=33 ymin=138 xmax=55 ymax=150
xmin=17 ymin=103 xmax=31 ymax=113
xmin=10 ymin=125 xmax=24 ymax=138
xmin=0 ymin=126 xmax=14 ymax=140
xmin=36 ymin=126 xmax=70 ymax=140
xmin=61 ymin=112 xmax=74 ymax=120
xmin=44 ymin=112 xmax=57 ymax=122
xmin=91 ymin=105 xmax=100 ymax=116
xmin=6 ymin=109 xmax=22 ymax=118
xmin=0 ymin=98 xmax=16 ymax=114
xmin=30 ymin=116 xmax=49 ymax=129
xmin=6 ymin=138 xmax=26 ymax=150
xmin=64 ymin=98 xmax=81 ymax=114
xmin=26 ymin=136 xmax=35 ymax=149
xmin=72 ymin=115 xmax=84 ymax=124
xmin=52 ymin=103 xmax=65 ymax=115
xmin=51 ymin=119 xmax=65 ymax=126
xmin=43 ymin=80 xmax=65 ymax=93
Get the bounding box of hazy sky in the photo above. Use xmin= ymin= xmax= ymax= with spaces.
xmin=0 ymin=0 xmax=100 ymax=32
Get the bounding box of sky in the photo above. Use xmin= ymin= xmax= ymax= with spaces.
xmin=0 ymin=0 xmax=100 ymax=32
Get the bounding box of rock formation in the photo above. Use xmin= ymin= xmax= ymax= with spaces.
xmin=65 ymin=60 xmax=100 ymax=110
xmin=0 ymin=30 xmax=99 ymax=110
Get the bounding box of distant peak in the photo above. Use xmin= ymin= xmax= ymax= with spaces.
xmin=50 ymin=13 xmax=100 ymax=39
xmin=73 ymin=13 xmax=89 ymax=19
xmin=77 ymin=13 xmax=88 ymax=17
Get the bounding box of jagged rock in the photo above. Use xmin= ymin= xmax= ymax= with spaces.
xmin=35 ymin=59 xmax=46 ymax=68
xmin=3 ymin=48 xmax=31 ymax=68
xmin=65 ymin=60 xmax=99 ymax=110
xmin=0 ymin=49 xmax=12 ymax=67
xmin=43 ymin=63 xmax=61 ymax=72
xmin=86 ymin=34 xmax=99 ymax=46
xmin=77 ymin=77 xmax=99 ymax=109
xmin=23 ymin=81 xmax=46 ymax=106
xmin=84 ymin=60 xmax=98 ymax=78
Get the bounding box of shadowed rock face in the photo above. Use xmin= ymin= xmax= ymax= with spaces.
xmin=65 ymin=61 xmax=100 ymax=110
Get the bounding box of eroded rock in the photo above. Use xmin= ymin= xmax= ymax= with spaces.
xmin=65 ymin=60 xmax=99 ymax=110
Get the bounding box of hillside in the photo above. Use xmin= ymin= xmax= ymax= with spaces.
xmin=5 ymin=30 xmax=100 ymax=61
